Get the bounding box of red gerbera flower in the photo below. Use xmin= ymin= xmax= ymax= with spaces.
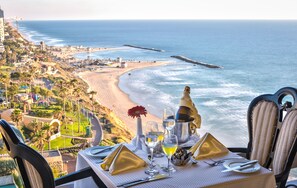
xmin=128 ymin=106 xmax=147 ymax=118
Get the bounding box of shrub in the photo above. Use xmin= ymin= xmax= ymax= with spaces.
xmin=0 ymin=159 xmax=16 ymax=176
xmin=29 ymin=109 xmax=53 ymax=118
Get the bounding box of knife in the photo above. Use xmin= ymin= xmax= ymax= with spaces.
xmin=117 ymin=174 xmax=170 ymax=187
xmin=221 ymin=160 xmax=258 ymax=172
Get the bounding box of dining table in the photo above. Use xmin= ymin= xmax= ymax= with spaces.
xmin=74 ymin=144 xmax=276 ymax=188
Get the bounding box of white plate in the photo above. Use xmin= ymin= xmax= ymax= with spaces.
xmin=85 ymin=146 xmax=115 ymax=158
xmin=223 ymin=158 xmax=261 ymax=173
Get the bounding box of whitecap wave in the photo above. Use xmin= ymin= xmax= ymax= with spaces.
xmin=201 ymin=100 xmax=219 ymax=107
xmin=191 ymin=87 xmax=258 ymax=98
xmin=157 ymin=81 xmax=195 ymax=86
xmin=18 ymin=26 xmax=65 ymax=46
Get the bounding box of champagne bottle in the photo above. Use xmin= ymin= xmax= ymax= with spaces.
xmin=177 ymin=86 xmax=201 ymax=128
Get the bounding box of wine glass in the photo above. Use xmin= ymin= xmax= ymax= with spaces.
xmin=147 ymin=121 xmax=164 ymax=158
xmin=144 ymin=121 xmax=160 ymax=175
xmin=161 ymin=134 xmax=178 ymax=174
xmin=163 ymin=108 xmax=176 ymax=135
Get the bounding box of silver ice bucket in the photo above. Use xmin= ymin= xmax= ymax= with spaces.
xmin=174 ymin=121 xmax=192 ymax=144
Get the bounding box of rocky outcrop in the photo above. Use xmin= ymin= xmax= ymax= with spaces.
xmin=124 ymin=44 xmax=165 ymax=52
xmin=171 ymin=55 xmax=222 ymax=68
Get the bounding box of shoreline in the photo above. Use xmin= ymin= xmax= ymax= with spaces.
xmin=78 ymin=62 xmax=166 ymax=132
xmin=9 ymin=20 xmax=166 ymax=133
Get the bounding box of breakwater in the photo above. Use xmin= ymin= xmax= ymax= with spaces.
xmin=124 ymin=44 xmax=165 ymax=52
xmin=171 ymin=55 xmax=222 ymax=69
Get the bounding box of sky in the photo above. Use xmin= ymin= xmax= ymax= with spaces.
xmin=1 ymin=0 xmax=297 ymax=20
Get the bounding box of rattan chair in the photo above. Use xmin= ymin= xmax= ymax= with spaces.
xmin=229 ymin=87 xmax=297 ymax=188
xmin=0 ymin=119 xmax=107 ymax=188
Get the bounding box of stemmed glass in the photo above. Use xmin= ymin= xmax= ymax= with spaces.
xmin=148 ymin=121 xmax=164 ymax=158
xmin=163 ymin=108 xmax=176 ymax=135
xmin=144 ymin=121 xmax=160 ymax=175
xmin=161 ymin=134 xmax=178 ymax=174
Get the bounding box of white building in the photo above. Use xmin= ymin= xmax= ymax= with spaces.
xmin=0 ymin=8 xmax=4 ymax=42
xmin=121 ymin=62 xmax=128 ymax=68
xmin=40 ymin=41 xmax=46 ymax=51
xmin=117 ymin=57 xmax=122 ymax=63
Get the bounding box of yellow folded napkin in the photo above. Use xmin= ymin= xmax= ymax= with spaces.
xmin=189 ymin=133 xmax=229 ymax=160
xmin=101 ymin=144 xmax=147 ymax=175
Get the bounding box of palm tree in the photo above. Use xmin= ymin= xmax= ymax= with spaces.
xmin=10 ymin=109 xmax=23 ymax=127
xmin=93 ymin=101 xmax=103 ymax=118
xmin=0 ymin=73 xmax=10 ymax=108
xmin=29 ymin=119 xmax=40 ymax=133
xmin=55 ymin=79 xmax=64 ymax=91
xmin=69 ymin=79 xmax=78 ymax=91
xmin=28 ymin=119 xmax=40 ymax=137
xmin=68 ymin=79 xmax=78 ymax=112
xmin=42 ymin=123 xmax=53 ymax=150
xmin=17 ymin=72 xmax=32 ymax=93
xmin=88 ymin=90 xmax=97 ymax=113
xmin=44 ymin=89 xmax=53 ymax=102
xmin=29 ymin=65 xmax=39 ymax=81
xmin=8 ymin=83 xmax=19 ymax=106
xmin=73 ymin=88 xmax=82 ymax=133
xmin=32 ymin=129 xmax=46 ymax=152
xmin=55 ymin=78 xmax=70 ymax=112
xmin=31 ymin=86 xmax=41 ymax=95
xmin=53 ymin=108 xmax=63 ymax=120
xmin=59 ymin=87 xmax=68 ymax=112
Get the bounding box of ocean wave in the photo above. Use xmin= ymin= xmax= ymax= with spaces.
xmin=18 ymin=26 xmax=65 ymax=46
xmin=201 ymin=100 xmax=219 ymax=107
xmin=156 ymin=81 xmax=195 ymax=86
xmin=219 ymin=83 xmax=241 ymax=88
xmin=191 ymin=87 xmax=258 ymax=98
xmin=163 ymin=77 xmax=183 ymax=81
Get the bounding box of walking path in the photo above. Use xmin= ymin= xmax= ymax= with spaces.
xmin=81 ymin=108 xmax=103 ymax=146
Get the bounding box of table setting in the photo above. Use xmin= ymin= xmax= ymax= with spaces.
xmin=75 ymin=86 xmax=276 ymax=188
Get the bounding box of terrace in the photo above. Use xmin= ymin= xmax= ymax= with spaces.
xmin=1 ymin=87 xmax=297 ymax=188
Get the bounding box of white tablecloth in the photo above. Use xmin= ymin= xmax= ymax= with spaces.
xmin=75 ymin=145 xmax=276 ymax=188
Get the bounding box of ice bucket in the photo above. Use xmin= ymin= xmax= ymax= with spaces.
xmin=174 ymin=121 xmax=192 ymax=144
xmin=174 ymin=107 xmax=194 ymax=144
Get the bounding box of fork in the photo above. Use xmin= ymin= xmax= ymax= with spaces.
xmin=203 ymin=160 xmax=219 ymax=167
xmin=204 ymin=157 xmax=243 ymax=167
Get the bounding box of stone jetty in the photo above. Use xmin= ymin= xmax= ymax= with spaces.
xmin=124 ymin=44 xmax=165 ymax=52
xmin=171 ymin=55 xmax=222 ymax=69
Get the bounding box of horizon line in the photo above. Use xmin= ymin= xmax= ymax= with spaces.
xmin=7 ymin=18 xmax=297 ymax=22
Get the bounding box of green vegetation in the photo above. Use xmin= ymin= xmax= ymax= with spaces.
xmin=1 ymin=23 xmax=134 ymax=153
xmin=61 ymin=112 xmax=91 ymax=137
xmin=0 ymin=158 xmax=15 ymax=176
xmin=0 ymin=159 xmax=24 ymax=188
xmin=10 ymin=109 xmax=23 ymax=127
xmin=45 ymin=137 xmax=74 ymax=150
xmin=28 ymin=109 xmax=54 ymax=117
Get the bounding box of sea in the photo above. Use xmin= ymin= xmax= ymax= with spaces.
xmin=17 ymin=20 xmax=297 ymax=148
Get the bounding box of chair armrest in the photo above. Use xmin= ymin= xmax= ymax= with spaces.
xmin=55 ymin=167 xmax=107 ymax=188
xmin=228 ymin=147 xmax=248 ymax=158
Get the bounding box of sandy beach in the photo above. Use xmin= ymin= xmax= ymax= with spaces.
xmin=78 ymin=62 xmax=167 ymax=132
xmin=51 ymin=46 xmax=128 ymax=60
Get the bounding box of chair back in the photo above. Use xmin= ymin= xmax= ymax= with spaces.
xmin=273 ymin=109 xmax=297 ymax=187
xmin=0 ymin=119 xmax=55 ymax=188
xmin=247 ymin=87 xmax=297 ymax=167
